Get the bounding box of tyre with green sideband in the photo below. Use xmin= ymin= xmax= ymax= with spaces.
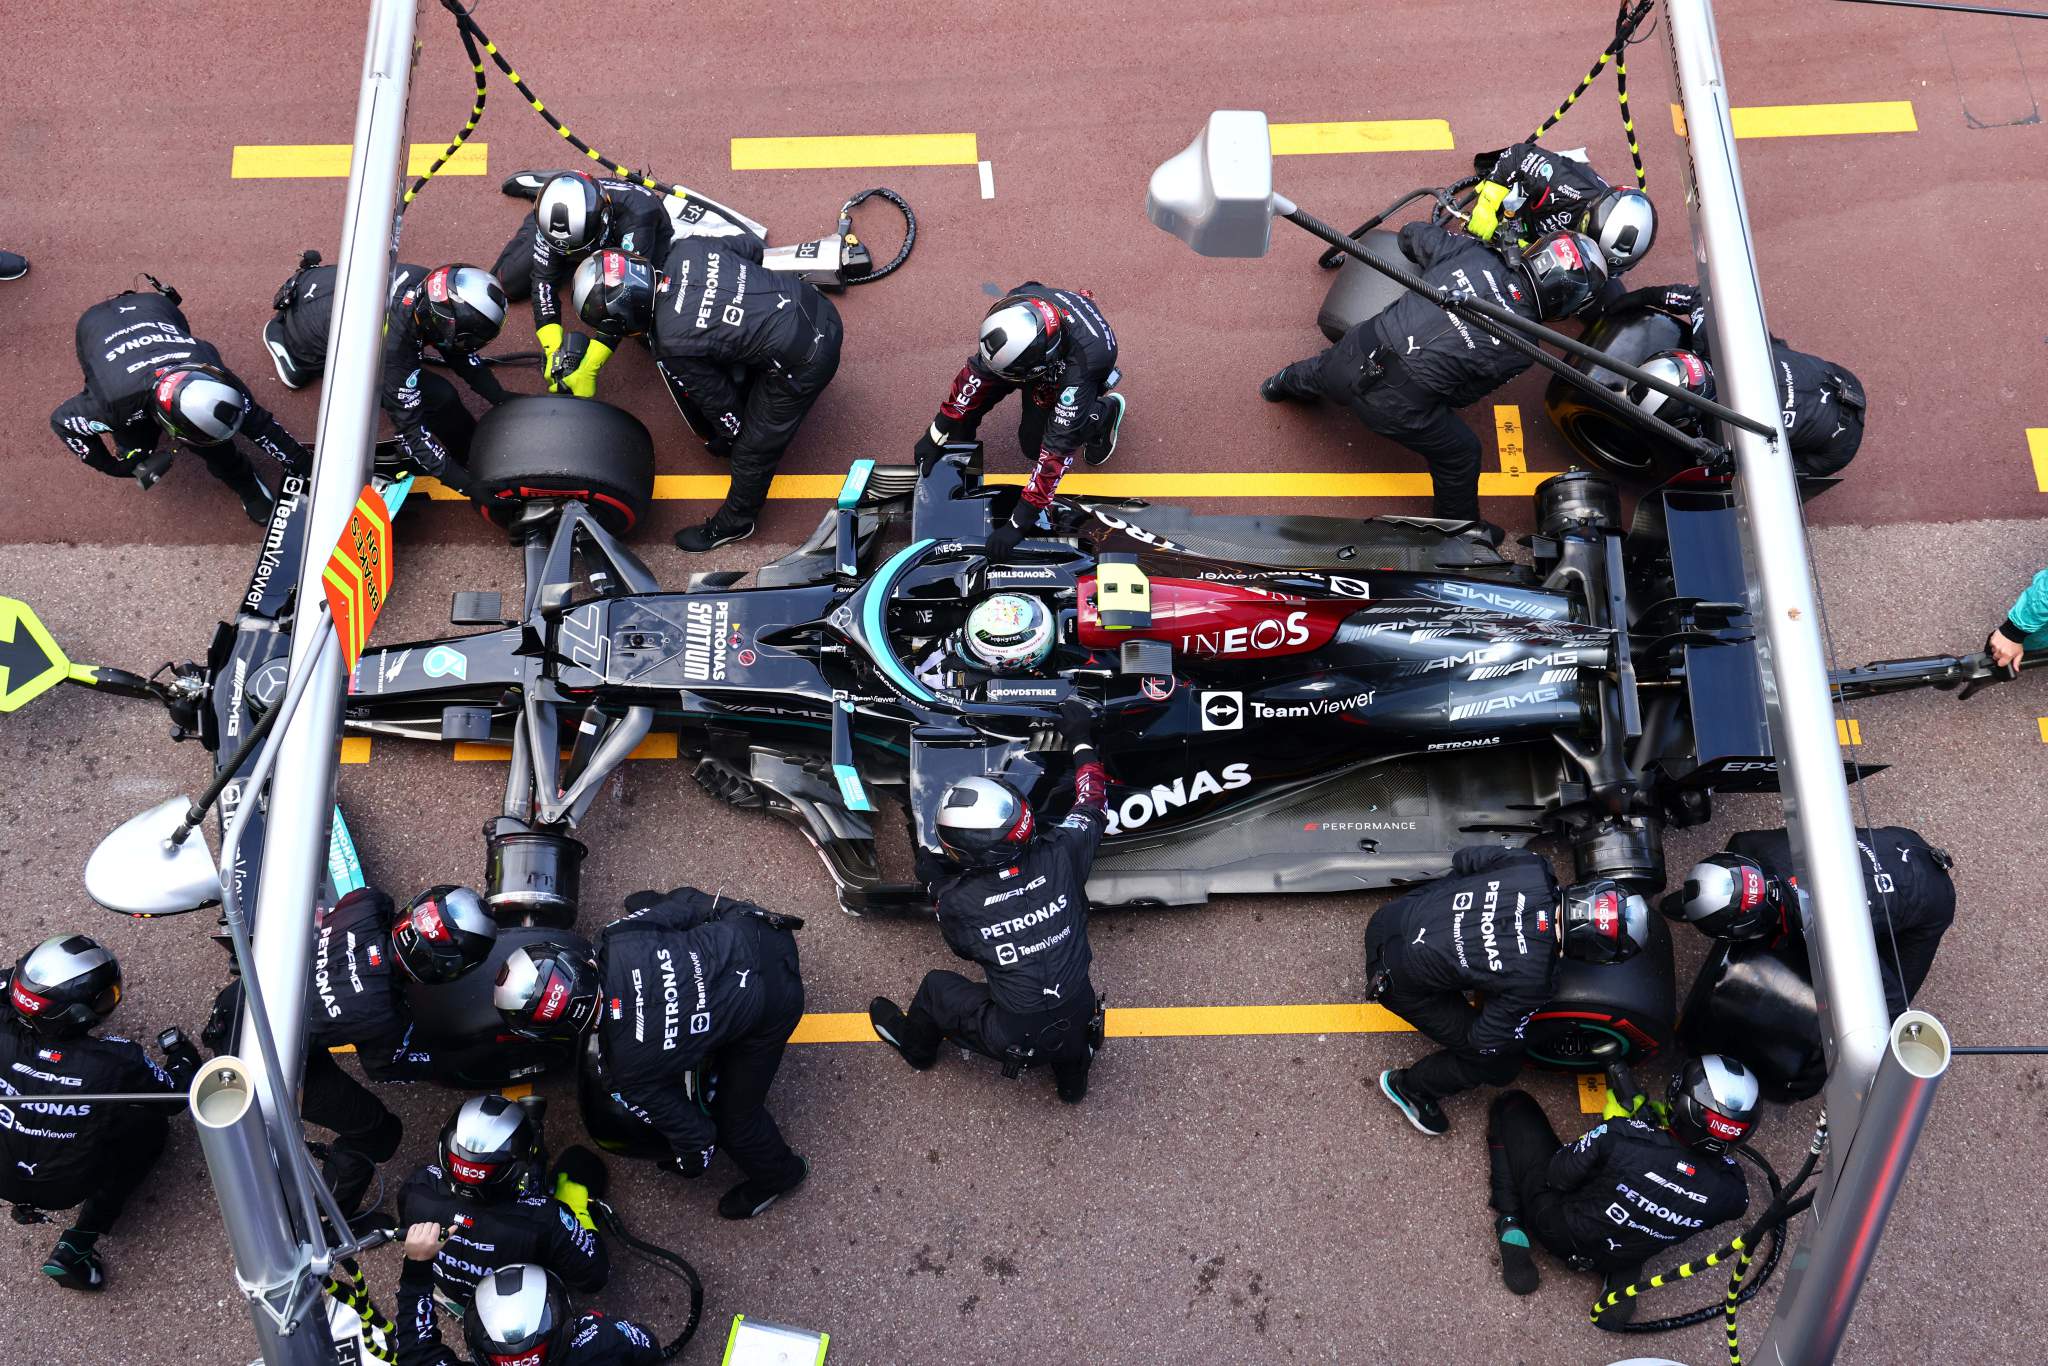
xmin=1523 ymin=912 xmax=1676 ymax=1072
xmin=467 ymin=395 xmax=655 ymax=536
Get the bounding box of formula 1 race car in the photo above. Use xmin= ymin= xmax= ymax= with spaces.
xmin=335 ymin=396 xmax=1935 ymax=922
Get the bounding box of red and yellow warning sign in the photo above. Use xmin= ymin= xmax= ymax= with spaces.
xmin=321 ymin=486 xmax=394 ymax=672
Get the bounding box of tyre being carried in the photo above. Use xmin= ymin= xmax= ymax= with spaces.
xmin=467 ymin=394 xmax=655 ymax=536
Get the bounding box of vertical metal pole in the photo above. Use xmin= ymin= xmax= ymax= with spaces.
xmin=1662 ymin=3 xmax=1948 ymax=1360
xmin=1763 ymin=1015 xmax=1950 ymax=1358
xmin=201 ymin=1 xmax=417 ymax=1361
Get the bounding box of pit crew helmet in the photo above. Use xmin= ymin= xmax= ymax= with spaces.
xmin=536 ymin=172 xmax=613 ymax=256
xmin=572 ymin=250 xmax=657 ymax=337
xmin=464 ymin=1264 xmax=571 ymax=1365
xmin=493 ymin=942 xmax=601 ymax=1039
xmin=1518 ymin=230 xmax=1609 ymax=321
xmin=978 ymin=293 xmax=1066 ymax=381
xmin=934 ymin=776 xmax=1035 ymax=867
xmin=391 ymin=885 xmax=498 ymax=985
xmin=962 ymin=593 xmax=1056 ymax=674
xmin=1626 ymin=349 xmax=1715 ymax=429
xmin=1667 ymin=1053 xmax=1763 ymax=1154
xmin=8 ymin=934 xmax=121 ymax=1038
xmin=1578 ymin=188 xmax=1658 ymax=272
xmin=1558 ymin=879 xmax=1650 ymax=965
xmin=1660 ymin=852 xmax=1785 ymax=941
xmin=415 ymin=264 xmax=508 ymax=352
xmin=439 ymin=1095 xmax=544 ymax=1204
xmin=151 ymin=363 xmax=251 ymax=445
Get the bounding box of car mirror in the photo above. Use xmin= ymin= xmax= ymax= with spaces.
xmin=85 ymin=797 xmax=222 ymax=917
xmin=1146 ymin=111 xmax=1280 ymax=258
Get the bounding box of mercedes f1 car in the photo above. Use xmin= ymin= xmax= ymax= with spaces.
xmin=326 ymin=396 xmax=2028 ymax=921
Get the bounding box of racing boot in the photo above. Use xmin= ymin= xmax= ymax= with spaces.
xmin=674 ymin=510 xmax=757 ymax=553
xmin=0 ymin=250 xmax=28 ymax=282
xmin=869 ymin=998 xmax=939 ymax=1071
xmin=717 ymin=1155 xmax=809 ymax=1221
xmin=262 ymin=319 xmax=313 ymax=390
xmin=1494 ymin=1215 xmax=1539 ymax=1295
xmin=1377 ymin=1069 xmax=1450 ymax=1136
xmin=1082 ymin=392 xmax=1126 ymax=467
xmin=42 ymin=1231 xmax=105 ymax=1293
xmin=1053 ymin=1058 xmax=1090 ymax=1105
xmin=1600 ymin=1264 xmax=1645 ymax=1326
xmin=1260 ymin=358 xmax=1322 ymax=404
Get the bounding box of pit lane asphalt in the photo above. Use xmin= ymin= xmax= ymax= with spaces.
xmin=4 ymin=2 xmax=2048 ymax=1363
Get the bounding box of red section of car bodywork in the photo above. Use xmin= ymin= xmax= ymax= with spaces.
xmin=1075 ymin=575 xmax=1357 ymax=659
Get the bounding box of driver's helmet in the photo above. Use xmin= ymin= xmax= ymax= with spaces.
xmin=1626 ymin=349 xmax=1715 ymax=430
xmin=1578 ymin=187 xmax=1657 ymax=272
xmin=1659 ymin=852 xmax=1784 ymax=941
xmin=1558 ymin=879 xmax=1650 ymax=965
xmin=962 ymin=593 xmax=1055 ymax=674
xmin=1666 ymin=1053 xmax=1763 ymax=1154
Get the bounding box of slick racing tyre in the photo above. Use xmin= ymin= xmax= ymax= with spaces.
xmin=1676 ymin=938 xmax=1825 ymax=1103
xmin=469 ymin=395 xmax=655 ymax=537
xmin=1316 ymin=229 xmax=1412 ymax=343
xmin=1543 ymin=307 xmax=1696 ymax=480
xmin=577 ymin=1033 xmax=669 ymax=1159
xmin=1522 ymin=913 xmax=1676 ymax=1072
xmin=405 ymin=926 xmax=587 ymax=1086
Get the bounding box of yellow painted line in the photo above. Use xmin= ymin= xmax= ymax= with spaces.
xmin=2037 ymin=717 xmax=2048 ymax=744
xmin=231 ymin=142 xmax=489 ymax=179
xmin=1837 ymin=718 xmax=1862 ymax=746
xmin=451 ymin=733 xmax=680 ymax=763
xmin=339 ymin=736 xmax=373 ymax=765
xmin=2028 ymin=429 xmax=2048 ymax=492
xmin=1578 ymin=1072 xmax=1608 ymax=1114
xmin=1670 ymin=101 xmax=1917 ymax=140
xmin=501 ymin=1083 xmax=534 ymax=1101
xmin=731 ymin=133 xmax=978 ymax=171
xmin=791 ymin=1002 xmax=1414 ymax=1045
xmin=1494 ymin=404 xmax=1527 ymax=478
xmin=1270 ymin=120 xmax=1456 ymax=155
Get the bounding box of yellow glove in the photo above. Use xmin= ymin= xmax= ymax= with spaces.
xmin=553 ymin=1170 xmax=596 ymax=1232
xmin=562 ymin=339 xmax=613 ymax=399
xmin=1468 ymin=180 xmax=1511 ymax=242
xmin=536 ymin=323 xmax=565 ymax=392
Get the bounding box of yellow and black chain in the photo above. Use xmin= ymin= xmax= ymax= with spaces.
xmin=1722 ymin=1240 xmax=1756 ymax=1364
xmin=324 ymin=1256 xmax=398 ymax=1363
xmin=1588 ymin=1230 xmax=1752 ymax=1328
xmin=432 ymin=0 xmax=748 ymax=233
xmin=1528 ymin=0 xmax=1658 ymax=190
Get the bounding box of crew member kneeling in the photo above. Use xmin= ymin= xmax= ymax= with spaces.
xmin=1486 ymin=1054 xmax=1758 ymax=1319
xmin=0 ymin=935 xmax=200 ymax=1292
xmin=572 ymin=242 xmax=842 ymax=552
xmin=871 ymin=699 xmax=1108 ymax=1103
xmin=1263 ymin=228 xmax=1607 ymax=529
xmin=396 ymin=1247 xmax=660 ymax=1366
xmin=1369 ymin=847 xmax=1649 ymax=1135
xmin=496 ymin=887 xmax=811 ymax=1220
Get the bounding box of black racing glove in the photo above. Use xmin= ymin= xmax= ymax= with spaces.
xmin=913 ymin=431 xmax=947 ymax=473
xmin=1056 ymin=696 xmax=1094 ymax=749
xmin=667 ymin=1146 xmax=713 ymax=1180
xmin=983 ymin=521 xmax=1024 ymax=561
